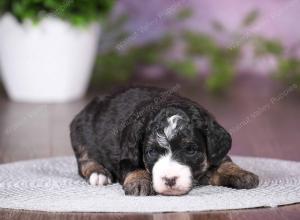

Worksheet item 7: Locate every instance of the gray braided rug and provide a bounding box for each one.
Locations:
[0,156,299,213]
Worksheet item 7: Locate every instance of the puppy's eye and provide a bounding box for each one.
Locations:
[147,149,159,159]
[185,145,197,156]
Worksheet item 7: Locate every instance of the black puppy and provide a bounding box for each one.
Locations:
[70,86,259,196]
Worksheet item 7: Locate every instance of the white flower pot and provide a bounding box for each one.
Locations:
[0,14,100,103]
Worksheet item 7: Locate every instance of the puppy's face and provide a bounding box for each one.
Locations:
[143,113,208,196]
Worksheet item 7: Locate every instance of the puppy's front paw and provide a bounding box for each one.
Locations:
[123,170,154,196]
[227,170,259,189]
[88,172,112,186]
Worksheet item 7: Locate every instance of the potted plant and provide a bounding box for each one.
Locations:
[0,0,115,102]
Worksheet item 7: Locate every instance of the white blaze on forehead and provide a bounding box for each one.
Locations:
[164,115,183,140]
[156,114,184,149]
[152,153,192,195]
[156,133,170,149]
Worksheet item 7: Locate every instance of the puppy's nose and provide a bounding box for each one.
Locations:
[164,177,178,187]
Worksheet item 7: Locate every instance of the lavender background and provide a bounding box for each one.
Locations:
[112,0,300,75]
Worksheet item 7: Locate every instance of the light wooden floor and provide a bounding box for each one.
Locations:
[0,75,299,220]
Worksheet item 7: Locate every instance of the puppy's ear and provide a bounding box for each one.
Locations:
[205,119,231,166]
[120,119,145,165]
[195,112,231,166]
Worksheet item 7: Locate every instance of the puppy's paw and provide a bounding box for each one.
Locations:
[88,172,112,186]
[123,170,154,196]
[123,178,154,196]
[227,170,259,189]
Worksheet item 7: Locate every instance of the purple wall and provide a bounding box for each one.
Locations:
[114,0,300,75]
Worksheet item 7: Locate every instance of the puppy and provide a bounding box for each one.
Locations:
[70,86,259,196]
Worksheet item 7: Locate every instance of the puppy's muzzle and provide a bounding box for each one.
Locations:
[152,154,193,196]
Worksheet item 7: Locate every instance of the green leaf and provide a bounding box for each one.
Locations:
[167,60,198,77]
[176,8,193,21]
[92,35,174,86]
[1,0,116,26]
[205,57,234,93]
[242,10,259,27]
[92,51,135,86]
[279,59,300,73]
[183,31,218,56]
[276,58,300,86]
[254,38,283,56]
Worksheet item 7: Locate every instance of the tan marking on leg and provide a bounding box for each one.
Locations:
[210,173,221,185]
[123,170,154,196]
[209,161,259,189]
[74,145,107,178]
[124,170,151,185]
[79,151,89,163]
[209,162,240,185]
[80,161,106,178]
[74,145,86,157]
[217,162,241,174]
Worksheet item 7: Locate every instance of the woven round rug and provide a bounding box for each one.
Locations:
[0,156,299,213]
